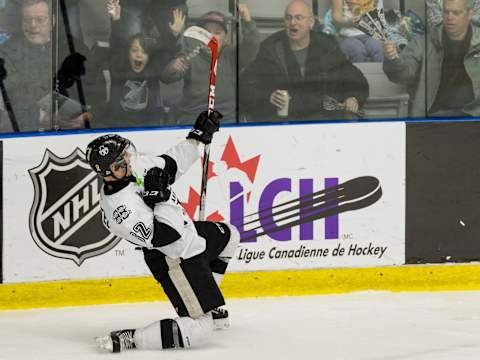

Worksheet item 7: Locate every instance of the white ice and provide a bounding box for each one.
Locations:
[1,291,480,360]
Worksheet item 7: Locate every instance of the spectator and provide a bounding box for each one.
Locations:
[427,0,480,28]
[0,0,96,132]
[100,33,171,128]
[240,0,369,122]
[332,0,384,62]
[105,0,144,41]
[383,0,480,118]
[109,0,186,54]
[148,0,188,52]
[160,4,260,124]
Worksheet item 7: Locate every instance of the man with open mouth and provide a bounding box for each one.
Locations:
[240,0,369,122]
[383,0,480,119]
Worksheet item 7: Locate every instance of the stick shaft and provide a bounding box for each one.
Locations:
[58,0,90,128]
[0,80,19,132]
[199,37,218,221]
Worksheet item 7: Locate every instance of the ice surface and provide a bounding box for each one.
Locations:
[1,291,480,359]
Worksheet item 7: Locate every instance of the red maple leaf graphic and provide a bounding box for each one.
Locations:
[182,137,259,221]
[220,136,261,183]
[207,211,225,222]
[181,187,225,221]
[181,187,200,220]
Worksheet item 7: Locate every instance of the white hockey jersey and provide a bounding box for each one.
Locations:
[99,139,206,259]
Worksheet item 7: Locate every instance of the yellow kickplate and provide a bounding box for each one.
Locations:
[1,264,480,310]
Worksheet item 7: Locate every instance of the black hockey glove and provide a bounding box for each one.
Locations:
[186,110,222,144]
[143,167,171,208]
[57,52,86,91]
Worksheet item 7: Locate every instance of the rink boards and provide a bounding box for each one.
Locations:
[1,120,480,309]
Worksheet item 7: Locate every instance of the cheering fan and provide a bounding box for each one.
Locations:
[355,7,388,41]
[350,1,399,59]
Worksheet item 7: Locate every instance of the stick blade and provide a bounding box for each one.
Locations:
[184,26,214,45]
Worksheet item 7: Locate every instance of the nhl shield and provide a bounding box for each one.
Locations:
[29,148,120,266]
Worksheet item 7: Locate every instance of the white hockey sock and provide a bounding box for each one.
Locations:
[134,321,163,350]
[134,319,184,350]
[133,314,214,350]
[175,313,214,348]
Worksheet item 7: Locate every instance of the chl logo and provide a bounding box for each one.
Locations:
[29,148,120,266]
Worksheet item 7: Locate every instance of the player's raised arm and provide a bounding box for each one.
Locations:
[160,110,222,183]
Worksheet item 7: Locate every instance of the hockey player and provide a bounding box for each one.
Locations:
[85,110,240,353]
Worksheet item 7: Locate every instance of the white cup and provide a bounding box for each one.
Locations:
[277,90,291,117]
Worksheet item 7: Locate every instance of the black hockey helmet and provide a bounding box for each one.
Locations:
[85,134,133,177]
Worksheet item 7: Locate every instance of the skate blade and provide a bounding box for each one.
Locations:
[95,335,113,352]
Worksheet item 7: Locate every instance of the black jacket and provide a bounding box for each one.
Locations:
[0,32,99,131]
[241,30,369,121]
[102,56,167,128]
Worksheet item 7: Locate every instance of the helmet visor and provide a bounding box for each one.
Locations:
[110,143,137,174]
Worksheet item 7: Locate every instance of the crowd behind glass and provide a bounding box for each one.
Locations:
[0,0,479,133]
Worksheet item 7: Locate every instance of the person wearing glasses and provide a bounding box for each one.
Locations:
[427,0,480,28]
[0,0,97,132]
[384,0,480,118]
[240,0,369,122]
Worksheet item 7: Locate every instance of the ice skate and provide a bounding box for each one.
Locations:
[212,308,229,330]
[95,329,136,353]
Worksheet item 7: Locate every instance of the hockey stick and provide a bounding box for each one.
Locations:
[57,0,90,128]
[0,57,20,132]
[183,26,219,221]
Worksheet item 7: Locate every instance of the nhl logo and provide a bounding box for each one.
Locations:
[29,148,120,266]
